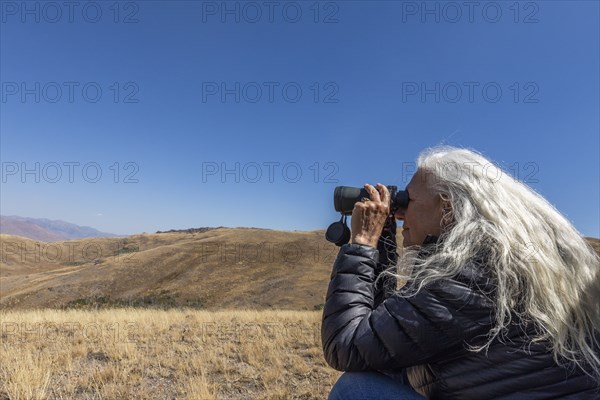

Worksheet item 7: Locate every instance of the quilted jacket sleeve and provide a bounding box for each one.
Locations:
[373,215,399,308]
[321,243,496,372]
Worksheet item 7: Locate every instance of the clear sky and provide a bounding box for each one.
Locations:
[1,0,598,237]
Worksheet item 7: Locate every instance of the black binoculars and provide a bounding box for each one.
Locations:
[326,185,409,246]
[333,185,409,215]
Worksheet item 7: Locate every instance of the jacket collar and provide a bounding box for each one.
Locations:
[422,234,440,246]
[418,234,441,258]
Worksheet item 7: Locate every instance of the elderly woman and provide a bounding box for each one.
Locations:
[321,147,600,399]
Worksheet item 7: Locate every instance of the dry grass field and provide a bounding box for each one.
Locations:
[0,308,341,400]
[0,228,375,399]
[2,230,598,399]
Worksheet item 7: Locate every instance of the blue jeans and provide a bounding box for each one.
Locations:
[328,371,426,400]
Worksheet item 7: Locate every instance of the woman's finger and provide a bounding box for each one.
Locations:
[364,184,381,203]
[376,183,390,205]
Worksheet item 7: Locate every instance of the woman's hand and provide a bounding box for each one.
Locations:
[351,183,391,248]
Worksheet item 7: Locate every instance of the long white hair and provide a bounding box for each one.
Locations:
[389,146,600,380]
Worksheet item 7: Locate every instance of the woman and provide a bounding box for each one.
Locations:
[321,147,600,399]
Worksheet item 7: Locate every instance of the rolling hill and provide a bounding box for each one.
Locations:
[0,228,345,310]
[1,229,598,310]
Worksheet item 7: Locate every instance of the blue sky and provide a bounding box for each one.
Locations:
[1,0,599,237]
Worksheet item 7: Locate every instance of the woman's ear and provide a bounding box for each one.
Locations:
[439,194,453,228]
[442,202,451,213]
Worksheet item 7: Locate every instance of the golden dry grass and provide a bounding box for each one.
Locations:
[0,308,341,400]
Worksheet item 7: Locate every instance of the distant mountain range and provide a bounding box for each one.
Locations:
[0,215,119,242]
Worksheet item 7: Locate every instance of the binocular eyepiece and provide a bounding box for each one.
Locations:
[326,185,409,246]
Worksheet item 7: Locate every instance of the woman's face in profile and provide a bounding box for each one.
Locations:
[395,170,444,248]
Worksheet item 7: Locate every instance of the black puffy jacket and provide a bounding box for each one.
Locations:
[321,234,600,399]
